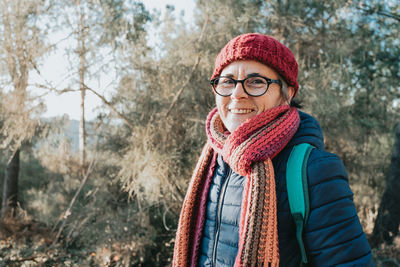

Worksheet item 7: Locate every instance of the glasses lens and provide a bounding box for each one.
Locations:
[214,77,235,96]
[244,77,269,96]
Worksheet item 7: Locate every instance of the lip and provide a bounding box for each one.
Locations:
[228,108,255,114]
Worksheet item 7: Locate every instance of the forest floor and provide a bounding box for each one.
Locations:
[0,216,399,266]
[0,216,130,267]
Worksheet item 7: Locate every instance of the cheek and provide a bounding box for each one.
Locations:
[254,97,270,114]
[216,96,229,115]
[255,93,282,113]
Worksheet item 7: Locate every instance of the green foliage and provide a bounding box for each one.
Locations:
[95,0,152,47]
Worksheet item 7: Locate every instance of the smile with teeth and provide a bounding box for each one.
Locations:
[229,108,254,114]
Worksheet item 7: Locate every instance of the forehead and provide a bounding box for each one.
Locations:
[220,60,279,78]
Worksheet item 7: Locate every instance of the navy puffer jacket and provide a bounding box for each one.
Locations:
[199,111,373,266]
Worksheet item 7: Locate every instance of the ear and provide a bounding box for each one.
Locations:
[287,86,295,102]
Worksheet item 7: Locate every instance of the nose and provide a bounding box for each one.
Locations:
[231,81,247,99]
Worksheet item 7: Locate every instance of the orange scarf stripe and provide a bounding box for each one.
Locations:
[173,143,214,267]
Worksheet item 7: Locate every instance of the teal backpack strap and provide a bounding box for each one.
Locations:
[286,143,315,265]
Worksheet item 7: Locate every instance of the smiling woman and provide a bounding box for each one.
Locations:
[173,33,374,267]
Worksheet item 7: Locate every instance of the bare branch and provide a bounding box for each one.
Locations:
[84,85,135,130]
[164,56,201,117]
[30,82,135,129]
[51,159,95,246]
[357,4,400,22]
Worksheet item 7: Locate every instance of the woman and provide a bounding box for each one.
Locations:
[173,33,373,266]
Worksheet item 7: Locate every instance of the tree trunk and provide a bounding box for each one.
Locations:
[1,149,20,218]
[79,70,86,166]
[78,2,87,167]
[371,122,400,247]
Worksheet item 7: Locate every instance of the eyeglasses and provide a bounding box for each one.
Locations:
[210,75,282,97]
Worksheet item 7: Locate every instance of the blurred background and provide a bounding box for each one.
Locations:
[0,0,399,265]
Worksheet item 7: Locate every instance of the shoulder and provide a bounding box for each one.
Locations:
[307,148,349,186]
[288,111,325,150]
[306,148,355,210]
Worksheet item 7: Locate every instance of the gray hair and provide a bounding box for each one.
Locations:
[278,75,302,108]
[278,75,291,104]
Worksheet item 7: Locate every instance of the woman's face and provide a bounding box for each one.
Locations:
[215,60,291,132]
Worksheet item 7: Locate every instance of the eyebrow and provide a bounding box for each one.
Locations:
[222,73,262,78]
[247,73,262,78]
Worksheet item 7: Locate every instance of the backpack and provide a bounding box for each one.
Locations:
[286,143,315,265]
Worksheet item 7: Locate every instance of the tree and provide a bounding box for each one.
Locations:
[77,0,88,167]
[53,0,150,168]
[372,123,400,246]
[0,0,48,217]
[58,0,95,168]
[1,150,19,217]
[355,0,400,247]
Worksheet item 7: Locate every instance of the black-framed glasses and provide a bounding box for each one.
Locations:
[210,75,282,97]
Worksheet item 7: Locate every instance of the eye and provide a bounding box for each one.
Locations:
[219,77,234,84]
[248,77,267,85]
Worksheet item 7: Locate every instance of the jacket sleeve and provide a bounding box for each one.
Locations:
[304,149,374,266]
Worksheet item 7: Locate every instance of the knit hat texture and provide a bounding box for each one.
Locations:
[211,33,299,96]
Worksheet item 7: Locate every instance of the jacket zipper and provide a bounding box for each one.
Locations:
[211,168,232,267]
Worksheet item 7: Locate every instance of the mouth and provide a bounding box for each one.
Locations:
[228,108,255,114]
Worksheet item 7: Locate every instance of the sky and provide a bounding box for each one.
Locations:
[35,0,195,121]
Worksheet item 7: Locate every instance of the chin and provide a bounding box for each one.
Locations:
[225,121,245,132]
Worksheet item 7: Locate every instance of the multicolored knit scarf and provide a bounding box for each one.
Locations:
[173,105,300,267]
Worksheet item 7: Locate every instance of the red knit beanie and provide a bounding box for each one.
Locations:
[211,33,299,96]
